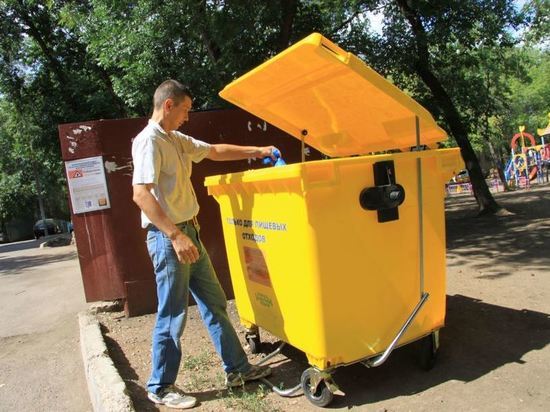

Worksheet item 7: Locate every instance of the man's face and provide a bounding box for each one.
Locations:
[165,95,192,131]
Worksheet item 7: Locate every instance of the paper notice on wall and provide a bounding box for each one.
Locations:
[65,156,111,214]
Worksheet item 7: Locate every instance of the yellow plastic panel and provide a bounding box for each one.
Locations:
[205,148,460,370]
[219,33,447,156]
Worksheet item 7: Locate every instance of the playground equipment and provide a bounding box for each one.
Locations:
[504,122,550,188]
[538,113,550,181]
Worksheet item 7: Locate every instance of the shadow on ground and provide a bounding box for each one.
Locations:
[102,185,550,410]
[102,328,161,412]
[445,186,550,274]
[0,239,41,253]
[102,271,550,410]
[218,294,549,409]
[0,251,77,276]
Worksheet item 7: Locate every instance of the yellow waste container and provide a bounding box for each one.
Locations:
[205,33,462,407]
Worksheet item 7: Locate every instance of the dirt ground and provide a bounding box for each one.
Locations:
[98,183,550,411]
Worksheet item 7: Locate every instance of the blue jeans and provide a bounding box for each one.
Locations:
[146,221,250,394]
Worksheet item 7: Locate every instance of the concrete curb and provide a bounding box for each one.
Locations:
[79,302,135,412]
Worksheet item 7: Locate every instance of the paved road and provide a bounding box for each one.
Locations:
[0,238,91,411]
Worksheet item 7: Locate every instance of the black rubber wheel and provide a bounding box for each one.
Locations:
[300,369,334,407]
[419,333,438,370]
[246,335,262,354]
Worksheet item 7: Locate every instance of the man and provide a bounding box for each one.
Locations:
[132,79,274,409]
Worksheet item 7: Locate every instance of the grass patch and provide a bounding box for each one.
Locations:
[182,349,213,371]
[182,349,218,391]
[220,385,279,412]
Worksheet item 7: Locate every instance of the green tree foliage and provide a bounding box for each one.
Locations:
[59,0,372,112]
[0,0,548,223]
[0,101,36,223]
[478,0,550,173]
[499,0,550,139]
[523,0,549,45]
[350,0,525,213]
[0,0,126,223]
[497,47,550,140]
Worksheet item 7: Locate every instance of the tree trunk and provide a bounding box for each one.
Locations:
[12,1,85,111]
[11,1,127,117]
[34,164,49,237]
[93,64,128,118]
[486,138,509,191]
[195,0,222,64]
[417,65,501,214]
[192,0,224,92]
[277,0,298,51]
[14,3,67,86]
[396,0,502,215]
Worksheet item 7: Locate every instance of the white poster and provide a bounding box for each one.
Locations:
[65,156,111,214]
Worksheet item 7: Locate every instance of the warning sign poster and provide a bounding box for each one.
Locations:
[65,156,111,214]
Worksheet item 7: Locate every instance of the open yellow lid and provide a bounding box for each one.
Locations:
[220,33,447,157]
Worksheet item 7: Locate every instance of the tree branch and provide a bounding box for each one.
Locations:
[195,0,222,64]
[277,0,297,51]
[14,0,67,85]
[395,0,501,214]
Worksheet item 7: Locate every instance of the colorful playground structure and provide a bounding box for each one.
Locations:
[447,113,550,196]
[504,121,550,188]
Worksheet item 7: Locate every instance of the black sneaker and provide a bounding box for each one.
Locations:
[147,385,197,409]
[225,364,272,387]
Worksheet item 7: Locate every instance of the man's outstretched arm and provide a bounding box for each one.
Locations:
[206,144,277,161]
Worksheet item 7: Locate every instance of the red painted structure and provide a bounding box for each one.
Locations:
[58,108,322,316]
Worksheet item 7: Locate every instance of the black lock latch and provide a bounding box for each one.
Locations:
[359,160,405,223]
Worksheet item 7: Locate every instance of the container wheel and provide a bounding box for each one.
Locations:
[300,368,334,407]
[419,331,439,370]
[246,335,262,354]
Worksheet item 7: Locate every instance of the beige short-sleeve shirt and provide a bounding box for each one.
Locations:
[132,120,211,228]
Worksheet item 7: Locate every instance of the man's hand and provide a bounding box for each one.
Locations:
[133,184,200,264]
[170,231,200,264]
[258,146,278,161]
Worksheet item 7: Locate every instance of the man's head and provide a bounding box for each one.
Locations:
[153,79,192,110]
[152,80,193,131]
